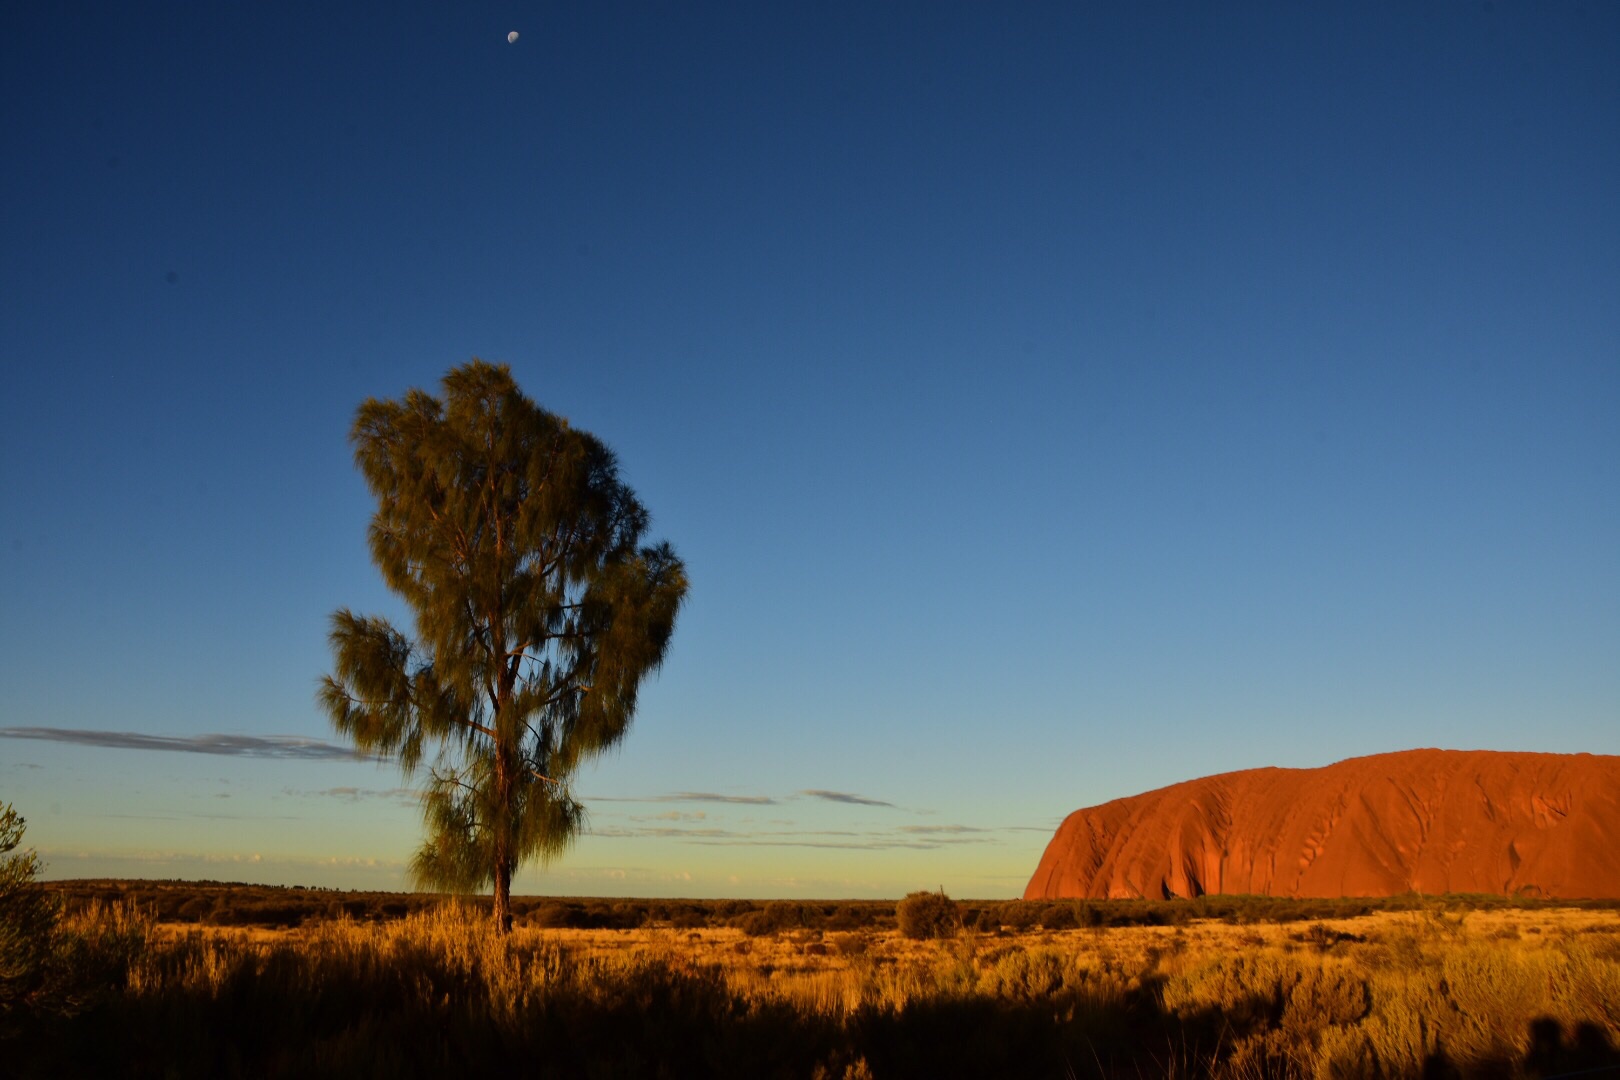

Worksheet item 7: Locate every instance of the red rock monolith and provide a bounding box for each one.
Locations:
[1024,749,1620,900]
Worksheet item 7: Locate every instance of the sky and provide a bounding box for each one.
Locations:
[2,2,1616,900]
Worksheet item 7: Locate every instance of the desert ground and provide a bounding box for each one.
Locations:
[8,883,1620,1078]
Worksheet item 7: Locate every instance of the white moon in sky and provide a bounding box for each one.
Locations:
[507,31,519,43]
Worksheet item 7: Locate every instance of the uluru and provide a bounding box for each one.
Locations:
[1025,749,1620,901]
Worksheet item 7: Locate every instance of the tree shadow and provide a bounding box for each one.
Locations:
[1523,1016,1620,1078]
[1418,1018,1620,1080]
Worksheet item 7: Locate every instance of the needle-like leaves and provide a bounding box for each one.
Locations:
[320,362,687,930]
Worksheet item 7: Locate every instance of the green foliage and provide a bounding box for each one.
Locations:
[897,889,960,940]
[0,803,60,1019]
[319,362,688,927]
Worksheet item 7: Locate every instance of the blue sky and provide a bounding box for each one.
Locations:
[2,2,1616,898]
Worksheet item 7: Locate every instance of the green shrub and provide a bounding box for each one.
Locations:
[897,890,960,940]
[1,803,61,1019]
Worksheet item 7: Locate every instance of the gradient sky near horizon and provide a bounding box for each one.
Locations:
[2,2,1616,899]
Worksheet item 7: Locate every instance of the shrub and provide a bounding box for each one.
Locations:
[833,933,869,957]
[735,901,816,937]
[534,902,585,929]
[1000,901,1041,932]
[736,912,775,937]
[826,904,867,931]
[764,900,810,931]
[1040,904,1078,931]
[174,896,213,923]
[215,900,308,928]
[713,899,754,919]
[1,803,61,1018]
[969,908,1000,933]
[986,948,1067,999]
[897,890,960,940]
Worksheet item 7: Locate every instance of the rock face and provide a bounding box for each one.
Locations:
[1025,750,1620,900]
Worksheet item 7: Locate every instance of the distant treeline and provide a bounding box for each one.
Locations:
[44,880,1620,933]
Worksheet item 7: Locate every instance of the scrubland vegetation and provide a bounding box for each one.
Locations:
[7,879,1620,1078]
[43,878,1620,935]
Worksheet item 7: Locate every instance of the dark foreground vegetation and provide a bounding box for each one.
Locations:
[6,880,1620,1078]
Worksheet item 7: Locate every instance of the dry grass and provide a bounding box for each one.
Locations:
[9,900,1620,1078]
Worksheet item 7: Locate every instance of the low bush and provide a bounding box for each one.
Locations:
[1040,903,1077,930]
[897,890,960,940]
[1,804,61,1020]
[532,902,586,929]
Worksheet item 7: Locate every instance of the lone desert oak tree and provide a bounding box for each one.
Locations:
[320,362,687,932]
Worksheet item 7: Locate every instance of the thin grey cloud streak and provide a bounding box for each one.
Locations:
[658,792,779,805]
[589,792,778,806]
[0,727,371,762]
[590,790,905,808]
[289,786,418,805]
[800,789,896,808]
[589,823,999,851]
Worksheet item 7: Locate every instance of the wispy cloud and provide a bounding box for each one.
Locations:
[689,838,941,851]
[685,835,961,851]
[897,824,990,835]
[590,825,742,841]
[291,786,418,805]
[95,810,304,822]
[800,789,896,808]
[589,792,778,806]
[660,791,778,805]
[589,822,994,851]
[590,789,902,808]
[41,848,402,870]
[0,727,370,762]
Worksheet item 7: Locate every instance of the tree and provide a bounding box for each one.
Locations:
[1,803,60,1017]
[320,361,688,933]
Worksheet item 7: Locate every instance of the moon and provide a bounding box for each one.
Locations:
[507,31,519,44]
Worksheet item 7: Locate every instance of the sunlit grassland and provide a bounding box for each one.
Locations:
[12,901,1620,1078]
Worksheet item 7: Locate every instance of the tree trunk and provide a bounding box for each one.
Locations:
[494,854,513,935]
[493,743,515,936]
